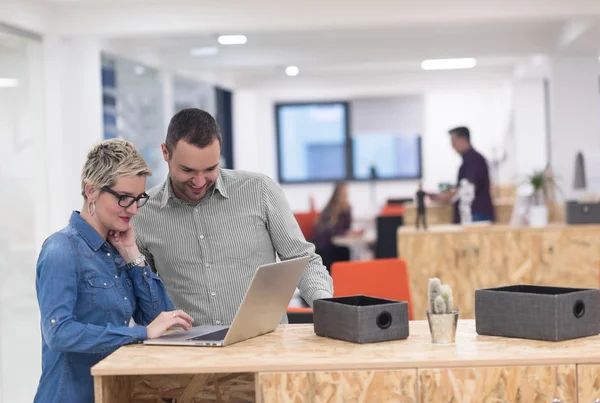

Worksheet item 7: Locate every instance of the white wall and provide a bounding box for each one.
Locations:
[513,79,548,179]
[42,37,104,233]
[233,78,513,217]
[550,56,600,199]
[0,35,45,403]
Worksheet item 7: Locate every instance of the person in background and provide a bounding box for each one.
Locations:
[34,139,193,403]
[311,181,357,272]
[438,126,495,223]
[415,182,431,230]
[132,108,333,327]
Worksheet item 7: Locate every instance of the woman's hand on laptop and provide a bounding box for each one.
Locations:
[146,310,194,339]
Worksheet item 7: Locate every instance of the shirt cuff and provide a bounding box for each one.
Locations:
[306,290,333,307]
[127,264,153,283]
[130,324,148,341]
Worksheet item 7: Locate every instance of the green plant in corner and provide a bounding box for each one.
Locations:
[523,164,560,206]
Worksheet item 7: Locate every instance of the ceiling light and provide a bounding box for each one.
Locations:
[218,35,247,45]
[285,66,299,76]
[421,58,477,70]
[134,66,146,75]
[190,46,219,57]
[0,78,19,87]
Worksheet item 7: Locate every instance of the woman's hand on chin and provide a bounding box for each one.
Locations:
[108,223,141,262]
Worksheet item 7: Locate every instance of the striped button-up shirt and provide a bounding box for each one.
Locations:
[132,169,333,326]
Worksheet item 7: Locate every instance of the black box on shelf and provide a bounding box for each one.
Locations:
[566,201,600,224]
[475,285,600,342]
[313,295,409,344]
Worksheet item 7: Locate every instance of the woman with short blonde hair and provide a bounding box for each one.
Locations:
[34,138,193,403]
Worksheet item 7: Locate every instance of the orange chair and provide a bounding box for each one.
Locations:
[331,258,414,320]
[380,204,405,216]
[294,211,319,240]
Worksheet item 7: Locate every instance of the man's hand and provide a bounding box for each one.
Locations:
[436,190,457,202]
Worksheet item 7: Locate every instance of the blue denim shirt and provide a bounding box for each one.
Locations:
[34,211,175,403]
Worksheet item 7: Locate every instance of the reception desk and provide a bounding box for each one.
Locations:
[398,224,600,320]
[92,320,600,402]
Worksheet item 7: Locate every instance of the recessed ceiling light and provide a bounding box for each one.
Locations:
[0,78,19,87]
[134,66,146,75]
[421,58,477,70]
[190,46,219,57]
[218,35,247,45]
[285,66,299,76]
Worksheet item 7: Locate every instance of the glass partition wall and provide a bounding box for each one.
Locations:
[0,26,44,403]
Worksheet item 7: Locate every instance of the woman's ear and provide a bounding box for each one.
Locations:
[84,183,98,201]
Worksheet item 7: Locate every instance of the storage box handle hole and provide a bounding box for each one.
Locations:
[573,300,585,318]
[376,311,392,330]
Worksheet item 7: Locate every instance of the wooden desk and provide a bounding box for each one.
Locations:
[398,224,600,320]
[331,233,375,260]
[93,320,600,402]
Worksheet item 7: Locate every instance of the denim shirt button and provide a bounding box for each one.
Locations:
[50,319,56,325]
[107,252,111,257]
[124,320,128,325]
[123,297,127,301]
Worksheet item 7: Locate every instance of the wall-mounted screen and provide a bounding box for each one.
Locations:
[275,102,349,183]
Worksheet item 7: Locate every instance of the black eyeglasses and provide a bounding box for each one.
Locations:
[101,187,149,208]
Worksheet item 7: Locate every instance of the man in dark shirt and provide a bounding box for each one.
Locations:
[441,126,495,223]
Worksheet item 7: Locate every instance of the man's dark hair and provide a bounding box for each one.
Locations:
[165,108,222,154]
[449,126,470,142]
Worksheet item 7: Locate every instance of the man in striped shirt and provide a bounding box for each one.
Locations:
[132,108,333,326]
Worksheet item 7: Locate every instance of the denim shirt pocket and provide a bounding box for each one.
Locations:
[85,276,120,312]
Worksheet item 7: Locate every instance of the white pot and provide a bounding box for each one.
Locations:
[529,205,548,227]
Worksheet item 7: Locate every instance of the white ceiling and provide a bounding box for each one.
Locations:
[101,18,578,87]
[8,0,600,87]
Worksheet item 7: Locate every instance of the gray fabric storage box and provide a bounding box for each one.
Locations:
[566,201,600,224]
[475,285,600,341]
[313,295,409,344]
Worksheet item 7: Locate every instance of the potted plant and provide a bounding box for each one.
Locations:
[524,165,559,227]
[426,278,459,344]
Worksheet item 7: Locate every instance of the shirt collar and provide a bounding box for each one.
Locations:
[214,171,229,199]
[160,178,174,208]
[69,211,106,251]
[462,147,476,161]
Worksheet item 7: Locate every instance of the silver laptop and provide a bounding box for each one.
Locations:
[143,256,309,347]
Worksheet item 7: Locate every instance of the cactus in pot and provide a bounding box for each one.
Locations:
[428,278,454,314]
[427,278,458,343]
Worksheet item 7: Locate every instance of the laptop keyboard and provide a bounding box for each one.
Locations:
[188,328,230,341]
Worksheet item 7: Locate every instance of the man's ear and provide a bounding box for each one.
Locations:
[161,143,170,163]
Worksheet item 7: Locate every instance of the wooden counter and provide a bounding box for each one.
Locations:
[398,224,600,320]
[93,320,600,402]
[403,201,514,225]
[402,200,564,226]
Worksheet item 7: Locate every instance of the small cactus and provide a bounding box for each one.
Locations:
[428,278,454,314]
[434,295,446,314]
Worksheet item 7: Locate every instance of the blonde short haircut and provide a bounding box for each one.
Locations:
[81,138,152,198]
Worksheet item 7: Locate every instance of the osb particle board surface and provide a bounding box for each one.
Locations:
[398,224,600,320]
[92,320,600,377]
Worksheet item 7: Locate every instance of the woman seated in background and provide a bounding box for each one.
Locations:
[34,139,193,403]
[311,181,358,272]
